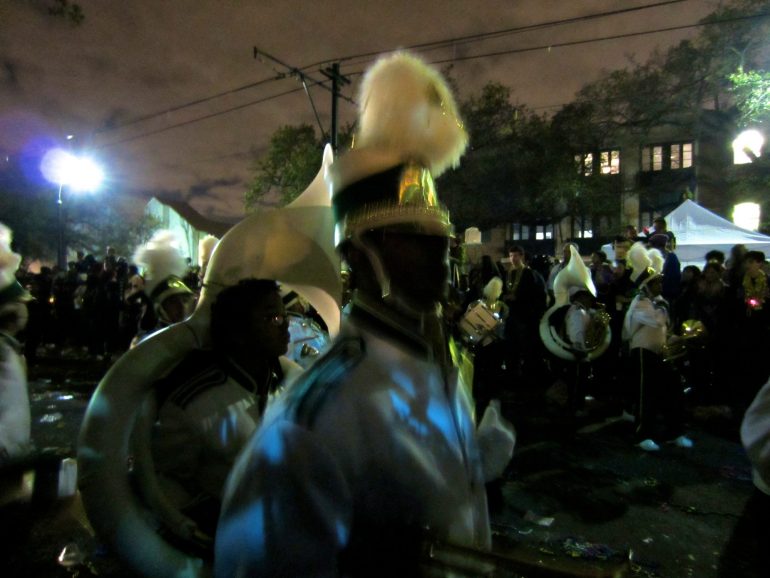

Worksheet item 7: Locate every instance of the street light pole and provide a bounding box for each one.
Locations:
[41,148,105,269]
[57,182,65,269]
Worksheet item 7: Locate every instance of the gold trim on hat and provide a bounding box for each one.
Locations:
[342,162,451,237]
[398,163,440,208]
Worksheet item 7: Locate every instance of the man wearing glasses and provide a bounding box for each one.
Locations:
[150,278,302,543]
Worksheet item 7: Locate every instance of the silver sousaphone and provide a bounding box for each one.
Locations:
[77,146,341,578]
[539,245,611,362]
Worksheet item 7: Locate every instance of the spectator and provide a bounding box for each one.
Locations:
[502,245,547,387]
[649,233,682,304]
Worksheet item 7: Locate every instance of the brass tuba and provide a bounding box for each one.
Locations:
[539,246,612,362]
[77,146,341,578]
[661,319,707,363]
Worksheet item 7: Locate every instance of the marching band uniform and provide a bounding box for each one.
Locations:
[0,330,30,462]
[0,223,32,463]
[547,245,606,413]
[132,231,195,343]
[216,52,510,578]
[623,242,690,451]
[738,378,770,571]
[151,350,301,536]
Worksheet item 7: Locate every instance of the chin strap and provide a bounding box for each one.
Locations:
[349,230,446,324]
[350,230,390,300]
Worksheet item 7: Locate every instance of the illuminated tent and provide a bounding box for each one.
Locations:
[603,199,770,267]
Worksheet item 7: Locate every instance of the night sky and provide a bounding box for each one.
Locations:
[0,0,715,223]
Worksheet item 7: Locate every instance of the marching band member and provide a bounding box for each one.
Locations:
[150,279,302,542]
[623,242,692,451]
[0,223,33,463]
[78,144,341,577]
[215,52,513,578]
[132,230,196,342]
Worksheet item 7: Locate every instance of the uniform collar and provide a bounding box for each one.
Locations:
[348,293,444,362]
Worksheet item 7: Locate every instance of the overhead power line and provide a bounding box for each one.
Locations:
[96,84,313,149]
[94,74,284,135]
[97,7,769,149]
[301,0,692,70]
[94,0,692,139]
[338,11,770,80]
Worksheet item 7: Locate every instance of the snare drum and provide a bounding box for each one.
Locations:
[459,302,501,347]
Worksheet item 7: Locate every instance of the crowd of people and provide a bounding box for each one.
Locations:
[12,245,204,363]
[456,221,770,451]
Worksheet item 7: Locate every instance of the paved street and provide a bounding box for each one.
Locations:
[2,353,761,578]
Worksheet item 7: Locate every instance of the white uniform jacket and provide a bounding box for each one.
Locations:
[741,379,770,495]
[215,301,491,577]
[565,303,592,352]
[0,332,31,463]
[622,293,669,354]
[151,351,302,511]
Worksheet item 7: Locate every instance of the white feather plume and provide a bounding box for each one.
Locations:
[0,222,22,292]
[198,235,218,269]
[356,52,468,178]
[628,241,652,284]
[133,230,186,291]
[648,248,664,274]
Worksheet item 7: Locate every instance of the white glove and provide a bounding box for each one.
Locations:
[476,400,516,482]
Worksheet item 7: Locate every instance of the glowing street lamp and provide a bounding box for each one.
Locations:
[732,129,764,165]
[733,202,761,231]
[40,148,105,268]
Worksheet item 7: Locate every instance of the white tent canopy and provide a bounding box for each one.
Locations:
[602,199,770,267]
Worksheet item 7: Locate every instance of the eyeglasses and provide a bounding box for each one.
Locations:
[262,314,287,326]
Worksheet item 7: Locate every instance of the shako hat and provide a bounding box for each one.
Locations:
[133,230,193,307]
[628,241,663,289]
[329,52,468,244]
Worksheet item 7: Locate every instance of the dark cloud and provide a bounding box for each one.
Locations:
[186,177,242,200]
[1,0,719,221]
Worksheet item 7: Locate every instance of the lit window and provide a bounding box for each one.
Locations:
[670,146,681,169]
[583,153,593,176]
[600,150,620,174]
[653,146,663,171]
[535,225,553,240]
[682,142,693,168]
[521,225,530,240]
[512,223,520,241]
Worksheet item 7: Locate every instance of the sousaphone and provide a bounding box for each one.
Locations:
[539,245,611,362]
[77,146,341,578]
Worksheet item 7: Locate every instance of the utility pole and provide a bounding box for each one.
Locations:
[254,48,352,151]
[321,63,350,152]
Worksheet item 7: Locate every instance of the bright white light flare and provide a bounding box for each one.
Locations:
[733,202,761,231]
[732,130,764,165]
[41,149,104,192]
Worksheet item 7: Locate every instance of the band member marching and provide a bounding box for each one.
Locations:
[623,242,693,451]
[215,51,515,578]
